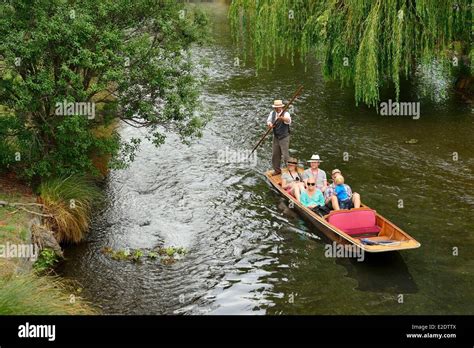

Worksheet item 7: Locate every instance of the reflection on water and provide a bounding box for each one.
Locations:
[59,1,474,315]
[339,253,418,294]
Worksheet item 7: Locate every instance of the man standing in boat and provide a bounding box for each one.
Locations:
[266,99,291,175]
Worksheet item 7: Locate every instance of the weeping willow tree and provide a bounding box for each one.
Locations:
[229,0,472,106]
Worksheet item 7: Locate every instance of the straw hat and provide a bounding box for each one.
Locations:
[272,100,285,108]
[287,157,298,165]
[307,154,323,163]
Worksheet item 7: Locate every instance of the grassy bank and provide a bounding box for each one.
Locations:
[0,92,112,314]
[0,273,95,315]
[0,176,96,314]
[0,177,36,277]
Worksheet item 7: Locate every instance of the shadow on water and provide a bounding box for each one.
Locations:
[336,253,418,294]
[274,195,418,295]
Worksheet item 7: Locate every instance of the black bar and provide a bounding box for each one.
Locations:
[0,315,472,346]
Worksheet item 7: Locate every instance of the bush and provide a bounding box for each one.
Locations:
[38,176,103,243]
[33,249,60,274]
[0,113,22,171]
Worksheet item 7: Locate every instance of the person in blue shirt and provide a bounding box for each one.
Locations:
[334,175,352,210]
[299,177,325,208]
[324,169,361,211]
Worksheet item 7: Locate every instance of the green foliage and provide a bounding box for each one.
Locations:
[0,112,26,171]
[33,248,59,273]
[147,251,158,259]
[0,273,95,314]
[130,249,143,262]
[160,246,187,257]
[230,0,472,106]
[0,0,210,180]
[105,248,131,261]
[102,246,187,265]
[38,175,103,243]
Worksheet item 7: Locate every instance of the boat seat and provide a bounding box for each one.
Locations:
[327,208,381,236]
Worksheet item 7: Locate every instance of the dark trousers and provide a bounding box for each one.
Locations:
[272,135,290,172]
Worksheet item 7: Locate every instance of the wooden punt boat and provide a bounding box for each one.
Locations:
[265,169,421,253]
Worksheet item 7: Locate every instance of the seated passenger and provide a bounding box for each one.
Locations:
[281,157,305,201]
[324,169,361,211]
[334,175,352,210]
[299,177,325,209]
[302,154,327,192]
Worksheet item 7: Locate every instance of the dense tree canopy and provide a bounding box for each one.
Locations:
[0,0,209,181]
[229,0,472,106]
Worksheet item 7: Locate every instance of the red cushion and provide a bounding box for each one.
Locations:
[327,209,380,236]
[344,226,381,236]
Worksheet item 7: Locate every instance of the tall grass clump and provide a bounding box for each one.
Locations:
[38,176,103,244]
[0,273,96,315]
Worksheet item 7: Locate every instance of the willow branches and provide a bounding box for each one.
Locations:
[230,0,472,106]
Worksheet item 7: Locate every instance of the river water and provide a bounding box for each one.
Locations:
[59,1,474,315]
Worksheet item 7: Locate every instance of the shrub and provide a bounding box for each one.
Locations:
[38,176,103,243]
[33,249,60,274]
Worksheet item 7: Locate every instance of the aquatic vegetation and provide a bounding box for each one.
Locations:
[158,246,187,257]
[102,246,187,265]
[130,249,143,262]
[101,246,113,254]
[38,176,103,244]
[109,249,130,261]
[147,252,158,259]
[161,257,176,266]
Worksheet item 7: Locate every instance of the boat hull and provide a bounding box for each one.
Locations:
[265,170,421,253]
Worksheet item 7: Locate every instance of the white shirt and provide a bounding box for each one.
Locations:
[267,111,291,125]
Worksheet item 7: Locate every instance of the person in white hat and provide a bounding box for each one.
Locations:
[266,99,291,175]
[302,154,327,192]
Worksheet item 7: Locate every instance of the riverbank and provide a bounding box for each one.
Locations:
[0,174,35,277]
[0,85,115,314]
[0,173,96,314]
